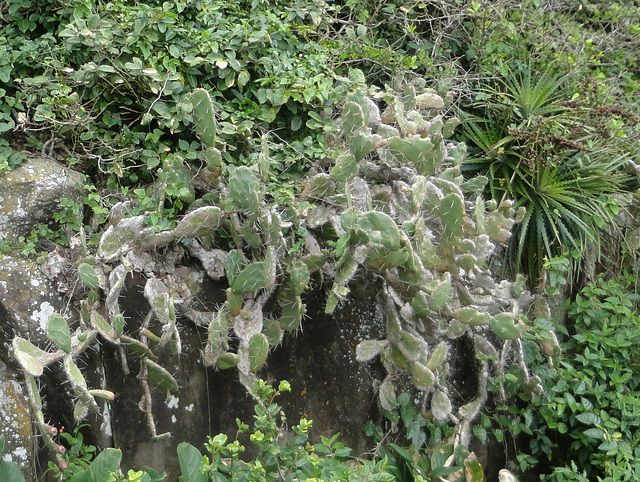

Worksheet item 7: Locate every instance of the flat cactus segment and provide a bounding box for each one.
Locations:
[263,318,284,346]
[231,262,268,294]
[426,341,448,370]
[412,362,435,391]
[203,146,222,171]
[387,137,439,175]
[63,356,87,390]
[490,313,527,340]
[144,358,178,392]
[439,193,464,239]
[363,248,410,270]
[427,274,452,311]
[398,331,426,362]
[224,249,244,285]
[216,352,241,370]
[349,133,377,162]
[47,313,72,354]
[287,259,310,296]
[248,333,269,372]
[356,211,402,251]
[442,117,460,138]
[431,389,452,420]
[280,289,305,331]
[12,337,47,376]
[330,154,358,182]
[191,88,217,147]
[453,308,491,326]
[334,249,359,286]
[173,206,223,239]
[88,389,115,401]
[341,101,366,138]
[461,175,488,193]
[415,93,445,110]
[120,336,153,358]
[356,339,388,362]
[78,262,100,290]
[301,173,336,199]
[228,166,261,213]
[208,312,229,346]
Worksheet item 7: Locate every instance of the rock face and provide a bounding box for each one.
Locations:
[0,360,33,480]
[0,156,84,241]
[0,157,84,478]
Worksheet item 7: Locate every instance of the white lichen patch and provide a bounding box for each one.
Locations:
[166,394,179,409]
[184,403,194,412]
[171,415,177,423]
[32,301,55,331]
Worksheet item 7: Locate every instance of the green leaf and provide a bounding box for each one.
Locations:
[177,443,208,482]
[575,412,601,425]
[0,460,26,482]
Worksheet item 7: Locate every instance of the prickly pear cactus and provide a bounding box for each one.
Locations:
[13,83,540,472]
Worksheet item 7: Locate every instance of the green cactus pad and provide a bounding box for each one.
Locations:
[452,308,491,326]
[334,249,359,286]
[355,339,388,362]
[427,274,452,312]
[263,318,284,346]
[438,193,464,239]
[216,352,241,370]
[47,313,72,354]
[78,262,100,290]
[173,206,223,239]
[301,173,336,200]
[87,389,115,401]
[204,146,222,172]
[357,211,402,251]
[412,362,435,391]
[341,101,366,139]
[229,166,261,214]
[398,331,425,362]
[280,289,305,331]
[120,335,153,358]
[490,313,527,340]
[363,248,409,270]
[144,358,178,392]
[224,249,245,285]
[231,262,268,294]
[431,389,452,420]
[248,333,269,372]
[442,117,460,138]
[12,337,47,376]
[191,88,217,148]
[426,341,448,370]
[63,356,88,390]
[287,259,310,296]
[350,133,377,162]
[330,153,358,181]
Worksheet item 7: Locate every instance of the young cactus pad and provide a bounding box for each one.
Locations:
[191,88,217,148]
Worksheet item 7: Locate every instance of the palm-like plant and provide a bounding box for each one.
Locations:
[462,66,632,286]
[504,152,625,284]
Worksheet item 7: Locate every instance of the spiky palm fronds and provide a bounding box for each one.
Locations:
[503,152,627,284]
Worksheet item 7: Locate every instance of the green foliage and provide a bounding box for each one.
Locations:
[492,274,640,479]
[0,435,26,482]
[462,66,634,285]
